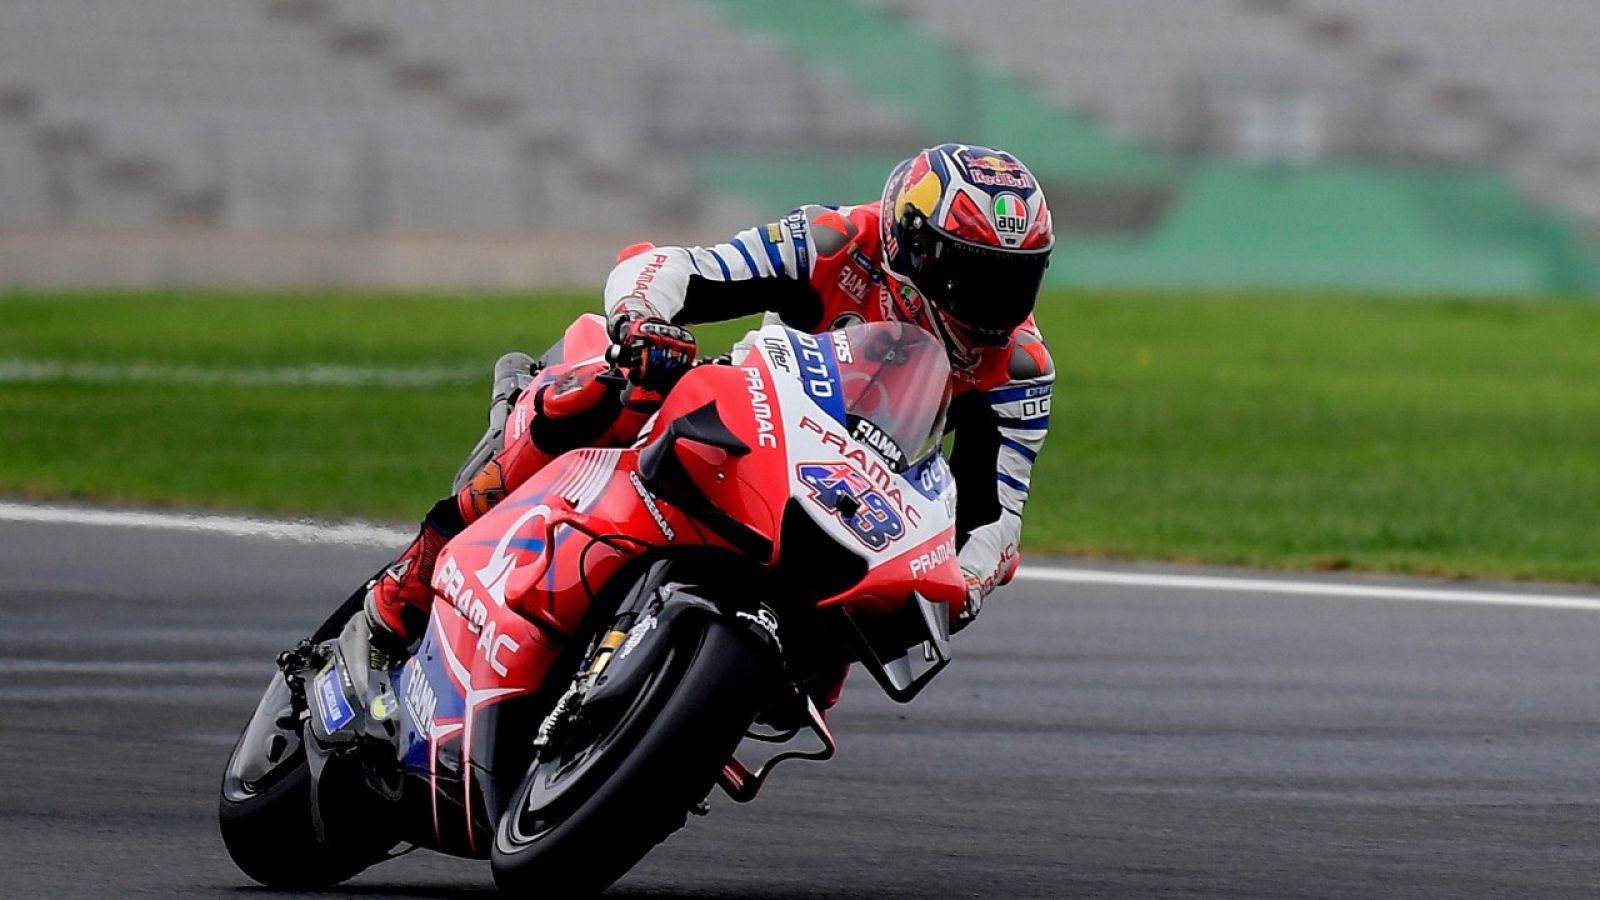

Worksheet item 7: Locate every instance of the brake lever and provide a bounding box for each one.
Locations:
[599,345,634,388]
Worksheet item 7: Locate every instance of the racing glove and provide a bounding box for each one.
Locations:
[607,311,697,393]
[956,519,1021,628]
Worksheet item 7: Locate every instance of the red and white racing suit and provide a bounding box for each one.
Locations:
[605,202,1054,615]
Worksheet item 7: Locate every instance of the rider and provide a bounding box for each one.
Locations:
[360,142,1055,657]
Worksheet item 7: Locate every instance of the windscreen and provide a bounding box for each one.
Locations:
[832,321,952,471]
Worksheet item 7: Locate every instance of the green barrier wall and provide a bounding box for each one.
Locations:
[697,0,1170,186]
[693,0,1600,297]
[1058,166,1600,296]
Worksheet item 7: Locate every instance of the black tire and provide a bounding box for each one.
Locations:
[218,677,390,888]
[492,617,775,896]
[219,758,382,889]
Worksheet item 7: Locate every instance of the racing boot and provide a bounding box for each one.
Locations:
[361,351,540,653]
[361,496,465,653]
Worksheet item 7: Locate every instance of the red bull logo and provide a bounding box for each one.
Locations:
[965,153,1034,190]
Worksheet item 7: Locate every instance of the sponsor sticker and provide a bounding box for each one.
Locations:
[993,193,1029,246]
[830,330,854,364]
[742,366,779,449]
[369,692,397,721]
[848,248,883,280]
[314,662,355,733]
[629,470,676,541]
[511,402,527,442]
[965,153,1035,190]
[762,336,794,374]
[786,332,845,424]
[403,664,438,735]
[735,606,782,652]
[850,416,905,469]
[905,452,952,502]
[896,282,922,316]
[783,210,811,279]
[622,252,671,303]
[908,536,957,578]
[616,613,658,661]
[433,553,524,677]
[838,266,870,302]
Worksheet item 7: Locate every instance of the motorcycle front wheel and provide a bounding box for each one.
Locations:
[492,616,774,896]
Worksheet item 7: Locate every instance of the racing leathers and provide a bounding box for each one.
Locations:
[604,201,1054,620]
[362,202,1052,649]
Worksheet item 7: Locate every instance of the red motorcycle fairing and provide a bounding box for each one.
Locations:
[632,320,968,621]
[818,527,965,618]
[395,317,966,856]
[552,312,613,366]
[410,439,742,854]
[635,359,790,559]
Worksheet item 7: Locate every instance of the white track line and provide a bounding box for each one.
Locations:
[0,626,292,646]
[0,686,263,703]
[0,358,479,389]
[1,502,1596,611]
[0,659,269,677]
[1014,567,1600,612]
[0,502,411,547]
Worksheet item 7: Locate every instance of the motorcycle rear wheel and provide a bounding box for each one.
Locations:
[218,680,390,889]
[220,592,404,888]
[492,617,774,896]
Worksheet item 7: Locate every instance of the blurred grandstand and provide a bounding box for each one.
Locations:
[0,0,1596,293]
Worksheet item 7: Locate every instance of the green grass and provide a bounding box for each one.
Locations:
[2,290,1597,582]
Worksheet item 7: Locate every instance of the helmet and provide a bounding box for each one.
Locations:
[880,144,1053,346]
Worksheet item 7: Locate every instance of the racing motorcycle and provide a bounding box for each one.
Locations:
[218,314,968,895]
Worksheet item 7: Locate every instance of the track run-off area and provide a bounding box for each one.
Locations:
[1,502,1597,898]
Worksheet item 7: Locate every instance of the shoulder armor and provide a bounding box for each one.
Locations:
[791,204,860,260]
[1008,328,1054,381]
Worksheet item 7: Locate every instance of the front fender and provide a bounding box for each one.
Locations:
[582,580,782,716]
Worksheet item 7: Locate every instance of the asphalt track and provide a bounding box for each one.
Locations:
[2,512,1598,898]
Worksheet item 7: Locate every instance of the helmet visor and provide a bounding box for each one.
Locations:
[917,235,1050,343]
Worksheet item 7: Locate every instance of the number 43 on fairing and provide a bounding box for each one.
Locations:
[796,462,905,551]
